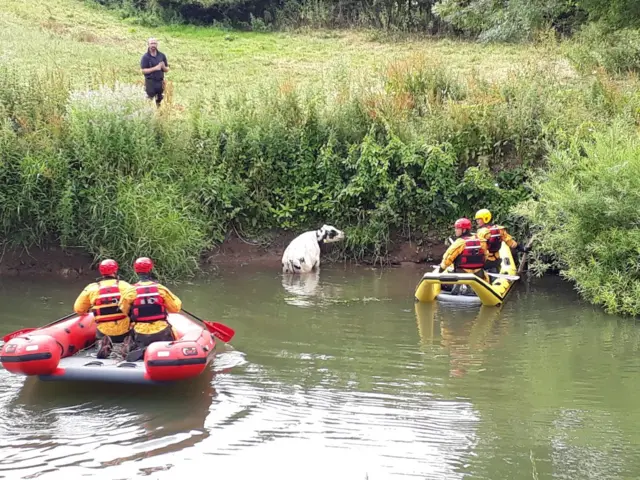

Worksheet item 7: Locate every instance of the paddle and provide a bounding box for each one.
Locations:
[124,310,235,362]
[487,272,520,281]
[181,309,235,343]
[2,312,77,343]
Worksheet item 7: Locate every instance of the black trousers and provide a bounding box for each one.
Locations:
[484,258,501,274]
[145,79,164,105]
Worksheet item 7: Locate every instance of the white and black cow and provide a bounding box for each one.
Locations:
[281,225,345,274]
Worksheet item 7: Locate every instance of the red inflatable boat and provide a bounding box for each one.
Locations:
[0,313,216,384]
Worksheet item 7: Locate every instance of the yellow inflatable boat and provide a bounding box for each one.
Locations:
[414,242,518,307]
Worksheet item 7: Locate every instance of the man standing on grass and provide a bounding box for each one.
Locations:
[140,37,169,106]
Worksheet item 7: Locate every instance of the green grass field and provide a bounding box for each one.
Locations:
[1,0,573,106]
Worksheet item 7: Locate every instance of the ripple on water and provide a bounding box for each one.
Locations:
[0,350,250,479]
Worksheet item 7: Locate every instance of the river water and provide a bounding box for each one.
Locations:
[1,265,640,480]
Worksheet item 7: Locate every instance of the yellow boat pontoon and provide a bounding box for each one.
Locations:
[414,242,518,307]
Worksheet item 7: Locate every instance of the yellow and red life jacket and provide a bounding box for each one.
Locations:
[91,280,127,323]
[486,225,503,253]
[454,236,486,270]
[131,282,167,323]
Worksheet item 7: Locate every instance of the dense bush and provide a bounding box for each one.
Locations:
[514,122,640,316]
[91,0,440,30]
[432,0,579,42]
[566,23,640,74]
[87,0,640,37]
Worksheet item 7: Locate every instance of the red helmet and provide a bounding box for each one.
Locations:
[133,257,154,274]
[98,259,118,276]
[454,218,472,230]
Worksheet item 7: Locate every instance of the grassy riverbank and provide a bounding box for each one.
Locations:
[1,0,570,105]
[2,0,640,316]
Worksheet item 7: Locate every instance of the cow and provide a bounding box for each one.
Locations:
[281,225,345,274]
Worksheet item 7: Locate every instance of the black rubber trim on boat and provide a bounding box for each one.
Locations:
[0,352,53,363]
[117,362,138,368]
[438,275,460,282]
[84,361,104,366]
[147,357,207,367]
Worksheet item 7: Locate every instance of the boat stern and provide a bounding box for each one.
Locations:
[145,328,216,383]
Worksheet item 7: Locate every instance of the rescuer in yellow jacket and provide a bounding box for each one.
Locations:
[437,217,488,282]
[73,259,133,359]
[474,208,528,273]
[118,257,182,350]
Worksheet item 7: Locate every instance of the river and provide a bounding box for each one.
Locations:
[1,265,640,480]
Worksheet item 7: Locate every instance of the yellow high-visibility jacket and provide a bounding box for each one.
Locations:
[477,225,518,261]
[119,281,182,335]
[73,278,132,337]
[440,234,487,272]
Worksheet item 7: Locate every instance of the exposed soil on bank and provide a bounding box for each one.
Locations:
[0,233,448,279]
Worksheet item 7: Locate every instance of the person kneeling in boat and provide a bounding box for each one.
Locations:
[474,208,528,274]
[73,259,133,359]
[119,257,182,352]
[436,218,489,284]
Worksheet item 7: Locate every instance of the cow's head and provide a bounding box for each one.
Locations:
[316,225,345,244]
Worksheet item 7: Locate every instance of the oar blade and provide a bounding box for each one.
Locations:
[204,321,235,343]
[487,273,520,281]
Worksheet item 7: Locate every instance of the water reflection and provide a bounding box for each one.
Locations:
[281,272,320,307]
[415,302,507,378]
[280,271,349,308]
[1,367,216,477]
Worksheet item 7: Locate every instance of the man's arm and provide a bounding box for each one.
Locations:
[477,227,489,242]
[439,239,464,271]
[159,285,182,313]
[161,54,169,72]
[140,56,162,75]
[500,227,518,249]
[73,287,93,315]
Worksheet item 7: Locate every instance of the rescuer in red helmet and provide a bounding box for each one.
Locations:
[118,257,182,355]
[73,259,133,359]
[437,218,488,280]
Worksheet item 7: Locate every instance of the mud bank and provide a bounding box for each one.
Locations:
[0,233,448,279]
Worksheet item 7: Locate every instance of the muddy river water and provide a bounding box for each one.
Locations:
[1,265,640,479]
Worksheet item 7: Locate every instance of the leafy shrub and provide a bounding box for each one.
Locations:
[513,122,640,316]
[567,23,640,74]
[432,0,578,42]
